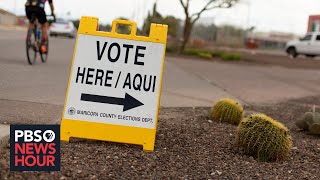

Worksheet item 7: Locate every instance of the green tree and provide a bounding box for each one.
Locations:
[143,3,180,38]
[163,16,179,38]
[142,3,163,35]
[179,0,239,52]
[115,17,132,34]
[99,24,112,32]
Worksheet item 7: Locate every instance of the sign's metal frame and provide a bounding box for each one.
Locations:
[60,16,168,152]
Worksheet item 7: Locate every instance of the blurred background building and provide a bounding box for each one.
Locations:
[246,31,297,49]
[0,8,16,25]
[307,15,320,32]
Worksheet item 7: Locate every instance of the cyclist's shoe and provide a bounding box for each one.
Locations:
[40,39,48,53]
[41,44,47,53]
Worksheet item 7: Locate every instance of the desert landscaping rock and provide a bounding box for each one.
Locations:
[1,96,320,179]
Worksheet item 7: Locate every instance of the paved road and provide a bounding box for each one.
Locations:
[0,29,320,124]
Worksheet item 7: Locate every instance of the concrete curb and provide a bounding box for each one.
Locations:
[0,124,10,148]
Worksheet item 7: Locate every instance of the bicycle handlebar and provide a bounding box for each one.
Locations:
[47,15,56,23]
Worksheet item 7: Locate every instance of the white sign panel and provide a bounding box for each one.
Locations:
[64,34,165,129]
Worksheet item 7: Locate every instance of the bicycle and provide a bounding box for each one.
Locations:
[26,15,55,65]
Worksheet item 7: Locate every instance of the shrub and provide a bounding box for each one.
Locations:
[166,46,175,53]
[181,48,241,61]
[198,52,213,59]
[236,114,292,162]
[211,51,225,58]
[166,43,179,53]
[182,48,203,56]
[182,48,213,59]
[220,53,241,61]
[210,98,244,125]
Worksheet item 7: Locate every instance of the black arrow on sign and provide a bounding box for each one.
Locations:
[80,93,144,112]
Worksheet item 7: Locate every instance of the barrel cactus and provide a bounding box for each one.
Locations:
[210,98,244,125]
[297,112,320,135]
[236,113,292,162]
[309,123,320,135]
[296,112,314,130]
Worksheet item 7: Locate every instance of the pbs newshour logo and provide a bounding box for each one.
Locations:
[10,125,60,171]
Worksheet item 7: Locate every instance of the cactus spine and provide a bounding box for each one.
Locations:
[296,112,320,135]
[210,98,244,125]
[296,112,314,130]
[236,114,292,162]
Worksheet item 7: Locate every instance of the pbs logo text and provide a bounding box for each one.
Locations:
[15,129,55,142]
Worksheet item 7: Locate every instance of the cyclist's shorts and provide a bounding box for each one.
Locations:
[25,6,47,24]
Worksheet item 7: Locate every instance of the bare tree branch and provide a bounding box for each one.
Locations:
[179,0,186,8]
[179,0,191,17]
[190,0,236,23]
[178,0,238,51]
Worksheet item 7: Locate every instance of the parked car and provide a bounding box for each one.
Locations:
[50,19,76,38]
[286,32,320,58]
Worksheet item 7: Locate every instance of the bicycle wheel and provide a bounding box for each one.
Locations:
[40,37,49,63]
[26,28,37,65]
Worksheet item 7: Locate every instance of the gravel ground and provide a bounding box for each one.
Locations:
[1,96,320,179]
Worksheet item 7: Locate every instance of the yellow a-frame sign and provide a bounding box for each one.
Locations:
[60,16,167,152]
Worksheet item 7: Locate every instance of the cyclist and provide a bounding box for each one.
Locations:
[25,0,55,53]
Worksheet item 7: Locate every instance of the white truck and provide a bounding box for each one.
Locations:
[286,32,320,58]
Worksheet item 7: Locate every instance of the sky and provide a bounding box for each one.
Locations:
[1,0,320,35]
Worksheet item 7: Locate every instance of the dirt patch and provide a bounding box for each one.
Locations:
[1,97,320,179]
